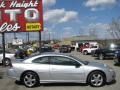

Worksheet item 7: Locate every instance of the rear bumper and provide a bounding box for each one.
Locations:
[7,68,20,81]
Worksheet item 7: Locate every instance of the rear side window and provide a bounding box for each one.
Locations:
[32,56,49,64]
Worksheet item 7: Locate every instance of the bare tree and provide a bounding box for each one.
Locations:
[108,17,120,39]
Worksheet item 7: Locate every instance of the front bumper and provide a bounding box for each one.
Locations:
[106,69,116,83]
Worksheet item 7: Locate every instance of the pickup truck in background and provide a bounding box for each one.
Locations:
[82,45,99,55]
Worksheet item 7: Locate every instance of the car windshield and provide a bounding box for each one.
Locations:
[69,55,89,65]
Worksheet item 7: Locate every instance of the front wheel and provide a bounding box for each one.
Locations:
[22,72,39,88]
[88,71,106,87]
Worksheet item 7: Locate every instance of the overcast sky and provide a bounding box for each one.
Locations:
[0,0,120,43]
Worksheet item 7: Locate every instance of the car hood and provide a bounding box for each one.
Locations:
[86,61,106,68]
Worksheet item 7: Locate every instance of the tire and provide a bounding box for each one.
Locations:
[87,71,106,87]
[3,58,11,66]
[22,72,39,88]
[99,54,104,60]
[91,54,94,57]
[83,51,88,55]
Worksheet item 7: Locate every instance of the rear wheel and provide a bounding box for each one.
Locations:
[99,54,104,60]
[83,51,88,55]
[2,58,11,66]
[22,72,39,88]
[88,71,106,87]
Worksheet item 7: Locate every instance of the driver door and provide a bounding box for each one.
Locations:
[49,56,85,82]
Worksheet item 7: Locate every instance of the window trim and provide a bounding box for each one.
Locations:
[32,56,50,64]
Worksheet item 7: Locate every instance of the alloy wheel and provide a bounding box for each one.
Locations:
[23,72,38,87]
[88,71,105,87]
[90,74,103,86]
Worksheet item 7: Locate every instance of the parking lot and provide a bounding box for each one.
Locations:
[0,51,120,90]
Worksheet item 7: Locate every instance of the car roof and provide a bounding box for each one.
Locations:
[39,52,71,57]
[26,52,69,57]
[23,53,73,63]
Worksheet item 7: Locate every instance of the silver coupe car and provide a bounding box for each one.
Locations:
[7,54,116,87]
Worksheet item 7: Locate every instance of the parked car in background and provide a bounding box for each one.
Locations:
[71,46,75,51]
[59,45,71,53]
[41,46,54,53]
[114,50,120,65]
[15,48,28,59]
[52,44,60,49]
[0,49,15,66]
[91,48,101,57]
[7,54,116,87]
[93,46,120,60]
[76,42,99,53]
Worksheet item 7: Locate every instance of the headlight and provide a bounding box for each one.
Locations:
[104,64,114,72]
[108,66,114,72]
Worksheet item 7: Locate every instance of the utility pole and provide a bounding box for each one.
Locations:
[49,32,51,43]
[14,32,16,39]
[28,32,30,44]
[39,32,41,54]
[2,33,5,66]
[26,32,29,44]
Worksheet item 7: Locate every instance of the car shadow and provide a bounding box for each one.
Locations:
[0,71,4,79]
[15,80,116,87]
[0,63,2,66]
[114,64,120,67]
[106,80,116,86]
[15,80,88,87]
[15,80,23,85]
[0,76,3,79]
[40,83,88,87]
[94,57,114,60]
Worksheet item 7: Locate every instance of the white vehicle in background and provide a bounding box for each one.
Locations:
[0,49,15,66]
[82,42,99,55]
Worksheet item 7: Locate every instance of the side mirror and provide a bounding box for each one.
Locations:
[75,63,81,68]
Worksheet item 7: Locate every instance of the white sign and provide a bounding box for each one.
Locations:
[12,39,23,45]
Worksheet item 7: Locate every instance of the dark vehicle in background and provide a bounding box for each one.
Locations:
[59,45,71,53]
[15,49,28,59]
[41,46,54,53]
[91,48,101,57]
[114,50,120,65]
[91,46,120,60]
[71,46,75,51]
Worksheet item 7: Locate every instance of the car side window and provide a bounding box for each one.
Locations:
[32,56,49,64]
[50,56,79,66]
